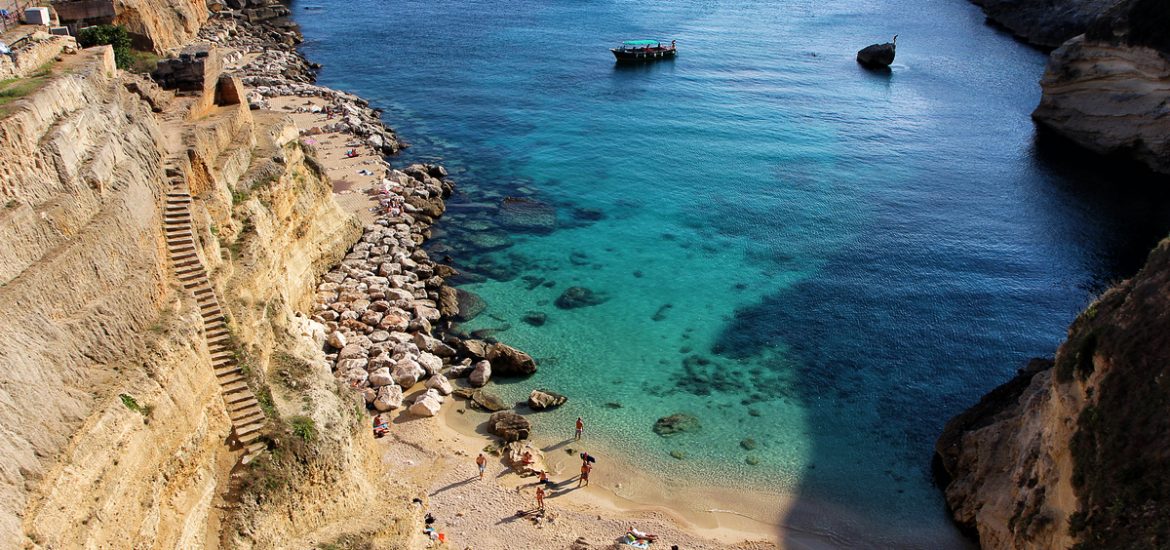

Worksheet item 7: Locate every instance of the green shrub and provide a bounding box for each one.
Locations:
[289,415,317,442]
[77,25,132,69]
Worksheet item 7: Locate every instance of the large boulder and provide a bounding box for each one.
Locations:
[417,352,443,376]
[487,343,537,376]
[425,373,454,395]
[461,339,490,359]
[554,286,608,309]
[488,411,531,441]
[438,286,459,318]
[392,359,426,387]
[368,367,394,387]
[327,330,347,349]
[469,359,491,387]
[472,389,508,412]
[856,38,896,68]
[373,384,404,411]
[653,413,701,436]
[528,389,568,411]
[409,392,442,417]
[455,288,487,321]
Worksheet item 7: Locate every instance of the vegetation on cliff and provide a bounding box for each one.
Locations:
[1062,239,1170,549]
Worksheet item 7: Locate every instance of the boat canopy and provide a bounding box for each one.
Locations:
[622,39,663,46]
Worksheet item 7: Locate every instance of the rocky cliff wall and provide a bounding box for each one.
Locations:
[1,39,408,547]
[969,0,1121,49]
[1032,36,1170,174]
[0,46,237,548]
[937,236,1170,549]
[113,0,209,53]
[1027,0,1170,174]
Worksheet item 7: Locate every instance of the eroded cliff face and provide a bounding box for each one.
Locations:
[970,0,1120,49]
[1030,0,1170,174]
[937,237,1170,549]
[113,0,210,53]
[0,45,242,548]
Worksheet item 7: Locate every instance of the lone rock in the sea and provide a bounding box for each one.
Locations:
[528,389,568,411]
[653,413,701,436]
[488,411,532,441]
[554,286,608,309]
[857,35,897,68]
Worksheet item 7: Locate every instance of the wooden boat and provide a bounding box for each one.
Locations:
[611,39,676,62]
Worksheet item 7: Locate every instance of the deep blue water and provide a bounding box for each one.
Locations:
[293,0,1170,546]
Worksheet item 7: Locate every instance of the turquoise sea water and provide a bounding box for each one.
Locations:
[294,0,1170,546]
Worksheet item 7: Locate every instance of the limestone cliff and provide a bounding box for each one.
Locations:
[937,236,1170,549]
[0,41,411,547]
[969,0,1120,49]
[1030,0,1170,174]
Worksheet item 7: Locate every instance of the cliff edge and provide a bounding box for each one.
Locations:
[969,0,1120,49]
[937,236,1170,549]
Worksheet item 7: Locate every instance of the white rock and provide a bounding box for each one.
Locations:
[409,394,442,417]
[368,367,394,387]
[327,330,347,349]
[470,360,491,387]
[425,373,453,396]
[373,384,404,411]
[392,359,425,388]
[417,352,443,376]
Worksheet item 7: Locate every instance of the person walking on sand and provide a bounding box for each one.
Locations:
[535,486,546,510]
[575,416,584,440]
[476,453,487,480]
[578,461,591,487]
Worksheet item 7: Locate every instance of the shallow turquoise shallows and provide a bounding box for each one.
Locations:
[294,0,1170,546]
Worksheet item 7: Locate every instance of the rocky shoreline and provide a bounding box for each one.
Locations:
[202,5,553,436]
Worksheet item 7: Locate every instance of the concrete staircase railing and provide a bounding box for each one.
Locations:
[162,153,267,465]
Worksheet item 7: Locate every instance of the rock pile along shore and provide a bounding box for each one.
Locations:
[199,6,546,422]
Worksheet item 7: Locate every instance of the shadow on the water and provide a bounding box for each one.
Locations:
[698,129,1170,547]
[611,58,677,75]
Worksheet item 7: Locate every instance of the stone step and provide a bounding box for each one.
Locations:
[206,333,231,346]
[215,364,241,379]
[198,300,220,310]
[210,350,234,362]
[192,286,214,296]
[224,390,253,406]
[236,420,265,438]
[221,380,249,395]
[229,400,262,417]
[237,428,263,446]
[201,310,223,320]
[166,236,195,245]
[232,409,266,427]
[227,396,259,414]
[241,441,268,463]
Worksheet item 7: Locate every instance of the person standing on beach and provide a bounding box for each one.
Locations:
[535,486,546,510]
[578,461,591,487]
[476,453,487,480]
[575,417,584,440]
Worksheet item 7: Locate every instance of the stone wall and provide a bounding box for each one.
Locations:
[0,33,76,81]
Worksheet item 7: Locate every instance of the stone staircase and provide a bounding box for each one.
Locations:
[162,153,268,465]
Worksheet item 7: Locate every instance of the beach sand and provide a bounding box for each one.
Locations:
[267,95,388,223]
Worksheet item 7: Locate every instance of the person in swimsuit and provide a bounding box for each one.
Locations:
[578,462,591,487]
[575,417,584,440]
[535,486,546,510]
[476,453,487,480]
